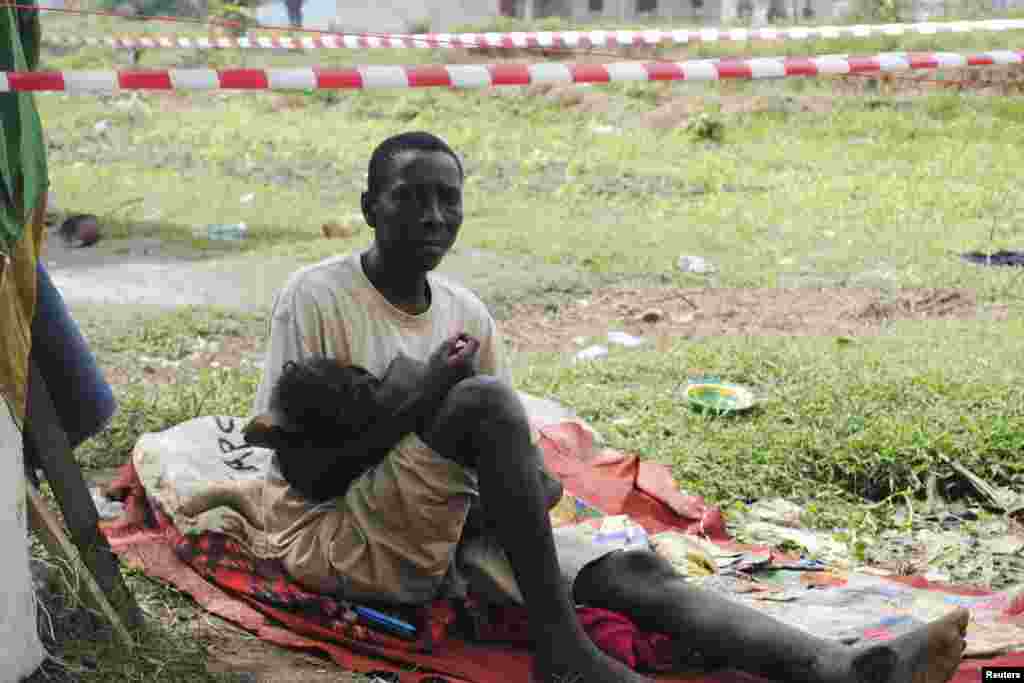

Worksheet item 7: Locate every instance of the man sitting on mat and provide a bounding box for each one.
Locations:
[248,130,970,683]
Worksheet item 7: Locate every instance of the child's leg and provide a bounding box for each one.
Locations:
[573,549,968,683]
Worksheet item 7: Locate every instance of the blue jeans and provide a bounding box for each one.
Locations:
[30,263,116,448]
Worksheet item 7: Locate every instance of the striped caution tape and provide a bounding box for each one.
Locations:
[5,49,1022,92]
[39,18,1024,50]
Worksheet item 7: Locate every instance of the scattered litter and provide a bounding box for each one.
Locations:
[858,566,896,577]
[607,331,645,348]
[58,214,101,248]
[685,381,756,414]
[197,222,247,241]
[240,192,255,204]
[776,558,829,571]
[924,569,950,582]
[979,535,1024,556]
[750,590,802,603]
[960,251,1024,267]
[948,459,1024,515]
[723,552,773,574]
[677,254,717,274]
[91,488,125,520]
[636,308,664,323]
[573,345,608,363]
[590,124,620,135]
[918,529,966,565]
[577,299,590,307]
[649,530,720,578]
[745,498,805,528]
[738,521,850,565]
[322,220,359,239]
[517,391,577,429]
[93,119,111,133]
[595,515,649,550]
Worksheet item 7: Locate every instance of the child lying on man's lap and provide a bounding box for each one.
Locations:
[243,336,563,534]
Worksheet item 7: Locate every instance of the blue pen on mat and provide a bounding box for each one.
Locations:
[352,605,418,640]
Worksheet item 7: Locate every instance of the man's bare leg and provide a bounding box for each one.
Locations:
[573,549,969,683]
[422,376,649,683]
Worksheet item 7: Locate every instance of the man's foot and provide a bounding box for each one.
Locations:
[843,608,969,683]
[533,633,650,683]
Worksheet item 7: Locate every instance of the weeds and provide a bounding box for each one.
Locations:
[29,7,1024,679]
[517,317,1024,533]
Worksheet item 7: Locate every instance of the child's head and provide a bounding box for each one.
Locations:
[271,358,382,442]
[244,358,385,450]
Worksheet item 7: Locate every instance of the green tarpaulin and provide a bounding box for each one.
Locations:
[0,1,47,257]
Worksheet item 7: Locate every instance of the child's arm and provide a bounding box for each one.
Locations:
[245,334,479,501]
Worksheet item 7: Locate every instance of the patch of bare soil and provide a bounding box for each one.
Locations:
[831,64,1024,97]
[205,624,346,683]
[501,286,1007,353]
[103,335,263,387]
[455,45,1024,98]
[632,93,836,129]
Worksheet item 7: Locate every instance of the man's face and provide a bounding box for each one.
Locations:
[364,149,464,272]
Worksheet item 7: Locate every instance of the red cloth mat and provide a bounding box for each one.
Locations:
[100,420,1024,682]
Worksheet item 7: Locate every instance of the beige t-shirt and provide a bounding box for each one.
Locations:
[253,250,511,417]
[248,252,516,601]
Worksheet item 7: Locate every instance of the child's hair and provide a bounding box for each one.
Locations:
[269,358,383,446]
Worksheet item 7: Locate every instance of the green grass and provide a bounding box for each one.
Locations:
[28,536,238,683]
[27,8,1024,679]
[38,85,1024,300]
[518,317,1024,525]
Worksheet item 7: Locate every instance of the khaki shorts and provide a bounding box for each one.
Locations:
[268,433,619,606]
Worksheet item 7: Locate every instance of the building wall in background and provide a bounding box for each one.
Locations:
[261,0,1024,34]
[332,0,499,33]
[507,0,1020,24]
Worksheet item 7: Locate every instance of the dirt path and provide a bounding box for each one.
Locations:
[502,286,1010,353]
[43,233,593,317]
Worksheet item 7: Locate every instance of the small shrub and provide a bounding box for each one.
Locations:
[687,113,725,142]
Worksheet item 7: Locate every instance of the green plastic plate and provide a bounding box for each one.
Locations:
[685,382,756,414]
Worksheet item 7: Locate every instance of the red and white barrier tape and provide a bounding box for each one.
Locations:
[5,50,1022,92]
[40,18,1024,50]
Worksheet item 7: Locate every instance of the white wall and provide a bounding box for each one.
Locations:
[0,400,45,682]
[258,0,500,32]
[332,0,500,33]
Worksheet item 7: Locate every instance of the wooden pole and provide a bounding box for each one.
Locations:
[26,485,135,649]
[23,359,143,633]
